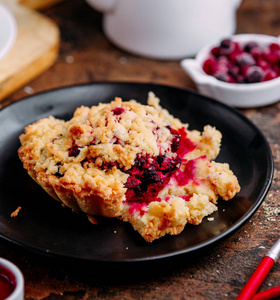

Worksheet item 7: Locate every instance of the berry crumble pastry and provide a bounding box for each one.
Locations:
[18,92,240,242]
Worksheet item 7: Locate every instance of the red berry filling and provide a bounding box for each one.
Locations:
[202,38,280,83]
[66,126,200,215]
[124,153,182,204]
[122,126,199,213]
[112,107,125,115]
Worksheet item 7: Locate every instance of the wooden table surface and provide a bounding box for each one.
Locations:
[1,0,280,299]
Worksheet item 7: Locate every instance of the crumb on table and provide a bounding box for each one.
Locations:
[11,206,22,217]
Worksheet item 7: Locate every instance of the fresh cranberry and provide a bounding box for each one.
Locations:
[257,57,271,70]
[211,46,220,57]
[202,58,218,75]
[272,64,280,75]
[216,58,230,73]
[269,43,280,52]
[228,65,240,80]
[264,69,278,81]
[263,50,280,65]
[250,47,263,59]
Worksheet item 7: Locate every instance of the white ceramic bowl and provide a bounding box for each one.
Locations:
[0,3,17,61]
[181,34,280,108]
[0,257,24,300]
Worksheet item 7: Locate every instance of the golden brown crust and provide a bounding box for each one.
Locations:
[18,92,240,242]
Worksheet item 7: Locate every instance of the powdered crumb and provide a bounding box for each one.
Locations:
[207,217,214,221]
[24,86,34,94]
[65,55,74,64]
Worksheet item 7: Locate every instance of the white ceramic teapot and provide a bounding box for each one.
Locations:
[85,0,242,60]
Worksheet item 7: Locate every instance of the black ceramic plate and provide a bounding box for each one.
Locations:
[0,82,273,262]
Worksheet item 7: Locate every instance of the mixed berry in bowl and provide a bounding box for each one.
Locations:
[181,34,280,107]
[202,38,280,84]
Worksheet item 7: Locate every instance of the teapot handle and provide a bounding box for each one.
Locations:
[234,0,242,9]
[85,0,116,13]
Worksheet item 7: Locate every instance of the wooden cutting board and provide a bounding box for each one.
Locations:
[19,0,65,10]
[0,0,60,101]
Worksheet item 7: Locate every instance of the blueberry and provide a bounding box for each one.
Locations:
[214,72,229,82]
[220,39,232,49]
[236,53,256,66]
[244,41,259,52]
[245,66,264,83]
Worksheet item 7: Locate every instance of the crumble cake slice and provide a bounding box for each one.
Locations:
[18,92,240,242]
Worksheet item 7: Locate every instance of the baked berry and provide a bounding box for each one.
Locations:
[171,132,181,152]
[112,107,124,115]
[68,145,80,157]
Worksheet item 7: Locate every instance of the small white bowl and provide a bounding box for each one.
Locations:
[0,3,17,61]
[0,258,24,300]
[181,34,280,108]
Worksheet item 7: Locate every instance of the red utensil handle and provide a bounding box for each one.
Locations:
[252,285,280,300]
[237,256,275,300]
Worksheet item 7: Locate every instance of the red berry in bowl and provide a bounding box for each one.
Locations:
[263,50,280,64]
[269,42,280,52]
[264,69,278,81]
[257,57,271,70]
[236,52,256,66]
[245,66,264,83]
[202,37,280,84]
[244,41,259,52]
[202,58,218,75]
